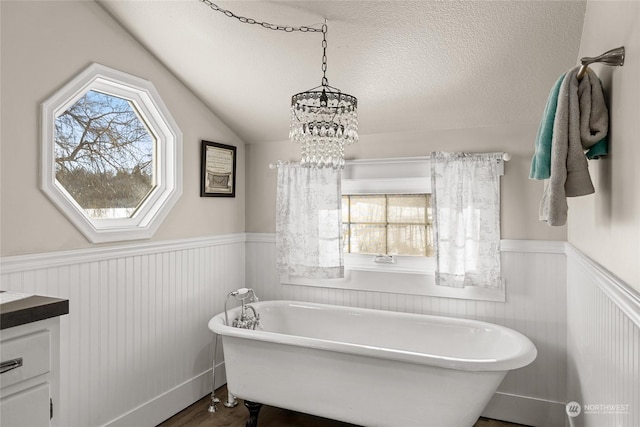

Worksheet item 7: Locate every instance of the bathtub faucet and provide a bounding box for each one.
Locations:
[225,288,260,330]
[234,304,260,330]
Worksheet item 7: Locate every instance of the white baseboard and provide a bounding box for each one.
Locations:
[105,362,227,427]
[482,392,566,427]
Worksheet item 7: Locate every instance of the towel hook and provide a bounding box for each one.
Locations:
[576,46,625,80]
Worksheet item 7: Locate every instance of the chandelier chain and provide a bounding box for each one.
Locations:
[199,0,324,33]
[321,22,328,86]
[200,0,331,87]
[199,0,357,169]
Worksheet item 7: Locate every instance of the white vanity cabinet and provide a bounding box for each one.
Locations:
[0,318,60,427]
[0,295,67,427]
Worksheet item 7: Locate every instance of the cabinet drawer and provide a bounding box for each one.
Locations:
[0,382,50,427]
[0,330,50,389]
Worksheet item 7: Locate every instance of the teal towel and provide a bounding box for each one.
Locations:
[530,73,565,180]
[586,137,608,159]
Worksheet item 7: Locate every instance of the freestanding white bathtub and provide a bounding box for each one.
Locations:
[208,300,537,427]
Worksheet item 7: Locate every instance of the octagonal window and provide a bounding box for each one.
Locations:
[42,64,182,243]
[55,90,156,219]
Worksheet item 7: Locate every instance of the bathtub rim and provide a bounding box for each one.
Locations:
[208,300,537,372]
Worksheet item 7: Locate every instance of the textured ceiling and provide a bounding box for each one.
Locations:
[97,0,586,144]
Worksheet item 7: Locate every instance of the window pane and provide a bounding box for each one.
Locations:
[342,223,350,253]
[388,225,426,256]
[342,193,433,257]
[342,196,349,223]
[350,195,386,223]
[387,195,426,224]
[425,223,434,257]
[350,224,386,254]
[54,90,155,219]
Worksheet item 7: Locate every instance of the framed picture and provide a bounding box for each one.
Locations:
[200,140,236,197]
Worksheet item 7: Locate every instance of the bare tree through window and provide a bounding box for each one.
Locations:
[54,90,155,218]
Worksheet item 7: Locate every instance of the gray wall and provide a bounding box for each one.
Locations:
[568,1,640,292]
[0,0,246,256]
[247,125,568,242]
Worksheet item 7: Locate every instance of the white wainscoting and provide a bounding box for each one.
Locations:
[0,234,244,427]
[3,234,637,427]
[566,244,640,427]
[246,234,568,426]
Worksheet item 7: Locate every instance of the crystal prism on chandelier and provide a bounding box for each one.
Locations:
[290,88,358,169]
[289,23,358,169]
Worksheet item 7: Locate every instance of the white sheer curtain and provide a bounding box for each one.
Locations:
[276,163,343,280]
[431,152,502,288]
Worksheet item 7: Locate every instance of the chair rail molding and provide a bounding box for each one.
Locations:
[565,243,640,327]
[0,233,245,274]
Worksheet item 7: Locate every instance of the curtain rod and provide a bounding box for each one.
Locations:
[269,153,511,169]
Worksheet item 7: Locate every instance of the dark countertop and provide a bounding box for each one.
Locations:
[0,294,69,330]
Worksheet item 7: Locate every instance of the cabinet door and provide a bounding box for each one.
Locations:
[0,382,50,427]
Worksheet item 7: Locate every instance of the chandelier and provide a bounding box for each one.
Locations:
[200,1,358,169]
[289,23,358,169]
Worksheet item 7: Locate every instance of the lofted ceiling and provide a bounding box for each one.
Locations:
[97,0,586,145]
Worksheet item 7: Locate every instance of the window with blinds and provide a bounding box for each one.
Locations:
[342,194,433,257]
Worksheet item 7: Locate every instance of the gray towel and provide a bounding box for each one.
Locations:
[539,67,609,226]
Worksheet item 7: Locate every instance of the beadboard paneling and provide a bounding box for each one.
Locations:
[5,235,637,427]
[0,235,244,427]
[566,244,640,427]
[246,235,568,426]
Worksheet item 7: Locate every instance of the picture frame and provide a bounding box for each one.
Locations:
[200,140,236,197]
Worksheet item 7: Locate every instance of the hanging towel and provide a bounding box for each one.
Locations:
[539,67,609,226]
[530,73,565,180]
[586,137,608,159]
[530,71,609,178]
[578,69,609,158]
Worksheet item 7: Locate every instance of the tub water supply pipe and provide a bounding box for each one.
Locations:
[208,333,221,412]
[209,287,261,412]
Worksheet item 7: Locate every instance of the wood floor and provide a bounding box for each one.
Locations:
[157,385,530,427]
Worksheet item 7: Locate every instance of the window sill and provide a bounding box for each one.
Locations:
[345,254,434,275]
[282,257,505,302]
[268,236,512,302]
